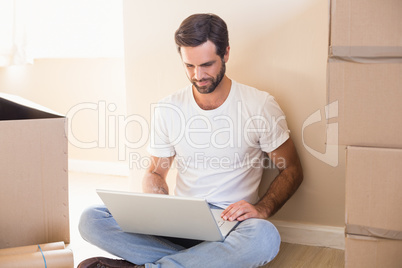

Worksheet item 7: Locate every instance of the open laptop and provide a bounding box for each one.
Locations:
[96,189,239,242]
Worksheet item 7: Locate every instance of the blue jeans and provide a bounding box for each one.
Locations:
[79,205,281,268]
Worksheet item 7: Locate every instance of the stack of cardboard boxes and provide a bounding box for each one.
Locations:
[327,0,402,267]
[0,93,71,266]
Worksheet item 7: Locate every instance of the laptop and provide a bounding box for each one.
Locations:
[96,189,239,242]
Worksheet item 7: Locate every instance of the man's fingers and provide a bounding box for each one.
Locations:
[221,204,240,221]
[236,212,252,222]
[231,207,257,221]
[221,201,257,221]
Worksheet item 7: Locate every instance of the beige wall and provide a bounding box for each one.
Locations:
[123,0,345,227]
[0,0,346,227]
[0,58,126,163]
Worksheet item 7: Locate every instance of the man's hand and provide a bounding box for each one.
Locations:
[221,200,269,222]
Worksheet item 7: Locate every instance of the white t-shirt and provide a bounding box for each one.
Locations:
[148,80,290,208]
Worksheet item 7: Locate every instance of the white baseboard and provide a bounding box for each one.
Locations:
[271,220,345,250]
[68,159,129,177]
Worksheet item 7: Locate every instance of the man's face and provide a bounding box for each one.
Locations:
[180,40,229,94]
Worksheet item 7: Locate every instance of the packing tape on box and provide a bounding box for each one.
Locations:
[346,224,402,241]
[0,242,65,256]
[329,46,402,63]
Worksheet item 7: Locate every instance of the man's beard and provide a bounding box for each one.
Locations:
[192,60,226,94]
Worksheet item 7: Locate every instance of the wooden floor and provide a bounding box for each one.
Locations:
[263,242,345,268]
[69,172,345,267]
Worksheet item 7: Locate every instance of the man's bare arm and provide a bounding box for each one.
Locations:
[222,138,303,221]
[256,138,303,217]
[142,156,174,195]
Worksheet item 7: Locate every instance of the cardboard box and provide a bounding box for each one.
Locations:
[327,61,402,148]
[330,0,402,61]
[345,234,402,268]
[0,93,69,249]
[345,146,402,240]
[0,242,73,268]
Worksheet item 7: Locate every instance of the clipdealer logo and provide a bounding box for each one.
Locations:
[66,100,339,167]
[301,101,339,167]
[66,100,286,160]
[66,101,149,160]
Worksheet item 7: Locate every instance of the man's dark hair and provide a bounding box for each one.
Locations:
[174,13,229,59]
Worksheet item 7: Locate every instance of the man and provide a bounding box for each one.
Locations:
[78,13,303,268]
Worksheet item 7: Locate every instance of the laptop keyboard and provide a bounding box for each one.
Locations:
[217,219,226,227]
